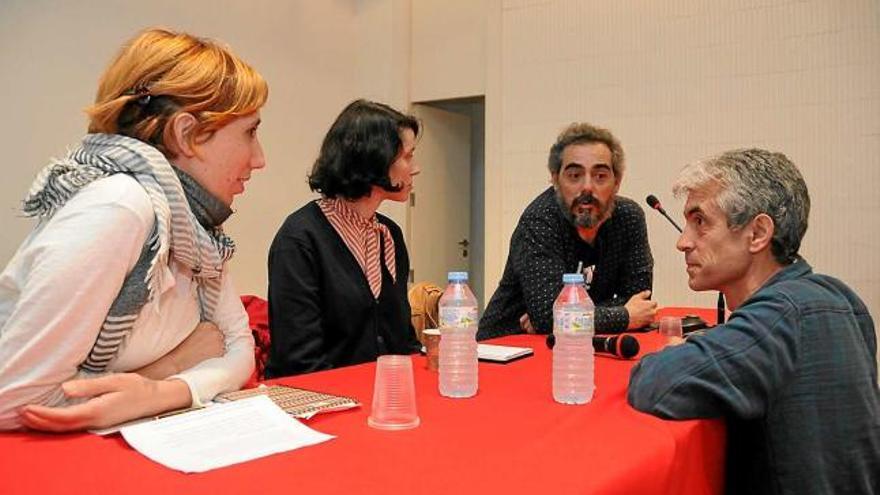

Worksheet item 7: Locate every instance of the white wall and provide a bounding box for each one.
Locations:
[355,0,412,231]
[0,0,365,297]
[411,0,487,102]
[486,0,880,325]
[3,0,879,326]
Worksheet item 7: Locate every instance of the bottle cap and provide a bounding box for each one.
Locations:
[562,273,584,284]
[447,271,469,282]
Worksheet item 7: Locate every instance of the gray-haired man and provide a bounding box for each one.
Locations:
[628,149,880,494]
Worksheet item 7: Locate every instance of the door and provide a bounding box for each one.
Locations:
[408,104,471,288]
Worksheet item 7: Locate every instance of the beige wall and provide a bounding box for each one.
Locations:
[355,0,412,231]
[0,0,367,298]
[411,0,487,102]
[2,0,879,328]
[485,0,880,325]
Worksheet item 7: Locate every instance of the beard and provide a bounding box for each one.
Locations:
[556,191,613,229]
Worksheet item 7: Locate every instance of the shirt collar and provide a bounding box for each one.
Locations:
[759,256,812,288]
[323,197,377,230]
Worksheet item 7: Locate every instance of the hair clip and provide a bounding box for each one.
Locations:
[124,84,152,106]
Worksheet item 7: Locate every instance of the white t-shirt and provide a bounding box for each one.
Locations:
[0,174,254,430]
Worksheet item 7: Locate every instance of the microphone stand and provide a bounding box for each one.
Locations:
[647,196,725,327]
[657,208,683,233]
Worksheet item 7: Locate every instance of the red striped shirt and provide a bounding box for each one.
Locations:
[318,198,396,299]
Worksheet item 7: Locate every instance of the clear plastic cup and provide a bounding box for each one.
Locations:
[367,355,420,430]
[659,316,684,346]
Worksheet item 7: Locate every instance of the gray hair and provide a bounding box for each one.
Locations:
[673,148,810,265]
[548,122,625,180]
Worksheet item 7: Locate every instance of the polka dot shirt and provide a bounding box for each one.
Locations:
[478,187,653,338]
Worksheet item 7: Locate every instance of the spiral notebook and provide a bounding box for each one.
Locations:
[215,385,360,420]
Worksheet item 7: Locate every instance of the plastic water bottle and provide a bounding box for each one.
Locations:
[552,272,595,404]
[438,271,478,398]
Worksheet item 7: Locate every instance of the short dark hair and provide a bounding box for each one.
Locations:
[308,99,419,200]
[548,122,625,180]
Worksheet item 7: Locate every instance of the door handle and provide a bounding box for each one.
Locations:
[458,239,469,258]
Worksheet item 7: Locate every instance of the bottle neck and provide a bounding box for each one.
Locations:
[559,282,590,302]
[448,280,470,293]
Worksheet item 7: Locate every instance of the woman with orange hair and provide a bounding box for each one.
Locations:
[0,28,268,431]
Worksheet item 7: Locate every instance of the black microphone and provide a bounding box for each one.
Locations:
[545,334,640,359]
[645,194,683,233]
[645,194,725,327]
[716,292,726,324]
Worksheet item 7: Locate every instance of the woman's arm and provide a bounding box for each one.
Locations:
[12,255,254,433]
[20,374,192,431]
[165,273,255,406]
[0,176,154,430]
[134,321,226,380]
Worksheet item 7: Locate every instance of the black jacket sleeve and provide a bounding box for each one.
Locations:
[595,203,653,333]
[266,232,331,377]
[511,213,568,334]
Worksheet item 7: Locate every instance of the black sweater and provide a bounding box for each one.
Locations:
[265,201,419,378]
[479,188,653,338]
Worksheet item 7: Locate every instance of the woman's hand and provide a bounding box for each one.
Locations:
[19,374,191,432]
[136,321,226,380]
[171,321,226,369]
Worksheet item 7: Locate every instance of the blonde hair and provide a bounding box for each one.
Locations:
[87,27,268,156]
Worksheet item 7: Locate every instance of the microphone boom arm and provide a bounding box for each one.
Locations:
[660,210,683,233]
[645,194,725,327]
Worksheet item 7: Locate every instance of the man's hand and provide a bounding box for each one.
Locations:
[625,290,658,329]
[519,313,536,334]
[136,321,225,380]
[19,374,191,432]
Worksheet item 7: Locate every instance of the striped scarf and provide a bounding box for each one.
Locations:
[23,134,236,372]
[318,198,396,299]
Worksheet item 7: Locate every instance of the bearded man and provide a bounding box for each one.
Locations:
[478,123,656,338]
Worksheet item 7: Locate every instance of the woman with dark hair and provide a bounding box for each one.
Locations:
[266,100,421,377]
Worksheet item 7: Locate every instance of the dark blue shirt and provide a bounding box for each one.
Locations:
[478,188,653,338]
[629,259,880,495]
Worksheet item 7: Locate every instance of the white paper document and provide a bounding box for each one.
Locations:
[120,395,334,473]
[477,344,534,362]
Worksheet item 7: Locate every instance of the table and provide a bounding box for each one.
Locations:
[1,332,725,495]
[657,306,718,326]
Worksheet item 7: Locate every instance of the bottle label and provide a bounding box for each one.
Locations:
[554,309,594,335]
[440,307,478,328]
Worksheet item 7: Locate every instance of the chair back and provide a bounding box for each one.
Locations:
[241,295,270,383]
[408,281,443,344]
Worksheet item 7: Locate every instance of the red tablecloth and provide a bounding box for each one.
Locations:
[0,333,725,495]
